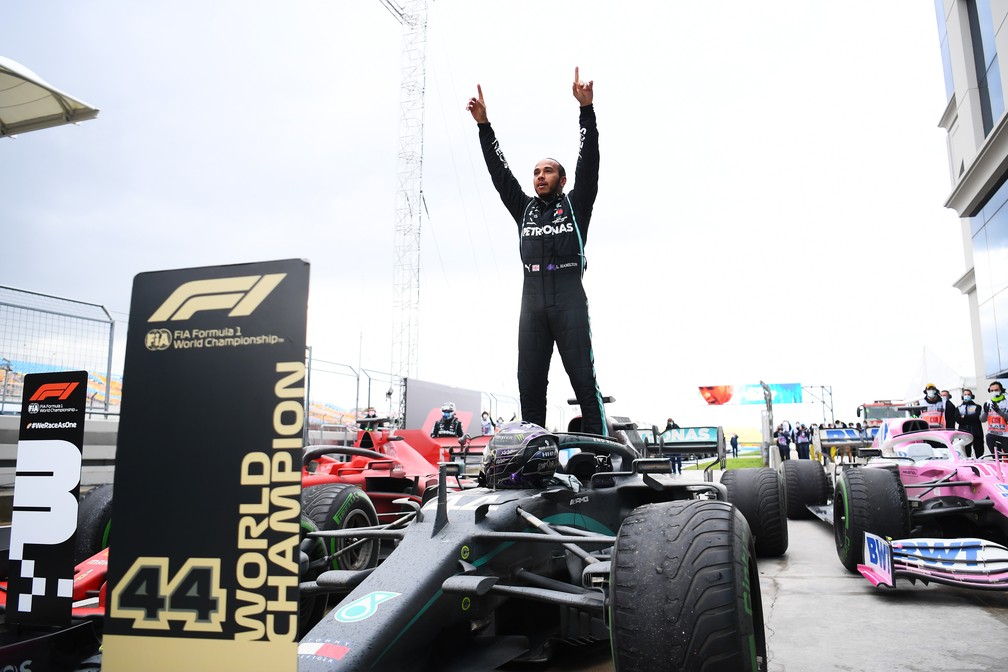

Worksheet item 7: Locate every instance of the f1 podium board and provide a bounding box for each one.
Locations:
[5,371,88,628]
[103,259,309,671]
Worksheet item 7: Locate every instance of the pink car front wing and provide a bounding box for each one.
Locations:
[858,532,1008,591]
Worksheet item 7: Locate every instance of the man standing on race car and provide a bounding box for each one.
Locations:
[981,381,1008,456]
[431,402,464,438]
[467,67,607,436]
[957,388,984,458]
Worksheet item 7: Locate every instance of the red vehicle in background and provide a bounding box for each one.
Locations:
[0,418,493,633]
[856,400,909,428]
[301,418,490,570]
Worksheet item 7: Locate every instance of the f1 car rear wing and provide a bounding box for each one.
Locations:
[898,405,947,429]
[858,532,1008,591]
[814,427,879,460]
[641,426,726,481]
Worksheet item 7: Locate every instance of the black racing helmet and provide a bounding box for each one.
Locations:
[480,421,559,489]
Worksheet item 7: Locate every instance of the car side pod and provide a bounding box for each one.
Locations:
[858,532,1008,590]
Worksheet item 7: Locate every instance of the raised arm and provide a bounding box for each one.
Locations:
[467,84,489,124]
[569,67,599,234]
[469,83,528,223]
[572,66,593,106]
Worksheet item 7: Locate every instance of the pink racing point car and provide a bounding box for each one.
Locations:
[833,416,1008,590]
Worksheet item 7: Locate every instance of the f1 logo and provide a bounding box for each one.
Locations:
[148,274,286,322]
[29,382,79,402]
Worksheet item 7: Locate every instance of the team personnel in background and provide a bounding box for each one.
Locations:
[665,418,682,475]
[773,424,791,461]
[981,381,1008,456]
[940,389,958,429]
[794,424,811,460]
[431,402,464,438]
[956,388,984,458]
[467,67,608,436]
[921,384,944,419]
[360,406,380,431]
[730,432,739,459]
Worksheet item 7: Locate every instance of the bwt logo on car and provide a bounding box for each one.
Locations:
[864,536,890,574]
[1,661,32,672]
[899,540,979,567]
[148,273,286,322]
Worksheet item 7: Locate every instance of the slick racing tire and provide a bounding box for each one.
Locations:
[834,467,910,573]
[782,460,830,520]
[302,483,380,571]
[611,500,767,672]
[75,484,114,565]
[720,467,788,558]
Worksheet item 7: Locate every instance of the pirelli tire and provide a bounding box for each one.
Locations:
[782,459,830,519]
[720,467,788,558]
[834,467,910,573]
[611,500,767,672]
[299,515,328,637]
[301,483,380,571]
[75,484,114,565]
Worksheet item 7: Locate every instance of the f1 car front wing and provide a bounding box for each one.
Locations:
[858,532,1008,591]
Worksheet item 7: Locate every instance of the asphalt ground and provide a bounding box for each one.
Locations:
[515,467,1008,672]
[762,517,1008,672]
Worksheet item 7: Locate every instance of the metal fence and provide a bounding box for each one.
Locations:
[303,350,520,430]
[0,286,114,414]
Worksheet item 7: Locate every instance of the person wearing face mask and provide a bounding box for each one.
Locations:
[431,402,464,438]
[956,389,984,458]
[360,406,380,431]
[481,411,494,436]
[980,381,1008,457]
[920,384,945,426]
[939,389,958,429]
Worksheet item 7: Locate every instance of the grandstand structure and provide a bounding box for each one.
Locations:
[0,285,117,413]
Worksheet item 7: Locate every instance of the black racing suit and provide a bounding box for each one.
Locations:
[956,400,984,458]
[431,416,463,438]
[478,104,607,435]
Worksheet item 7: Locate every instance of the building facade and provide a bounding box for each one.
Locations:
[936,0,1008,383]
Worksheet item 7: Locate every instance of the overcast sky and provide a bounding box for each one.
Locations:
[0,2,971,433]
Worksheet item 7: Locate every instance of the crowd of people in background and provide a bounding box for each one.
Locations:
[360,382,1008,463]
[431,403,509,438]
[767,382,1008,461]
[772,419,869,461]
[917,382,1007,459]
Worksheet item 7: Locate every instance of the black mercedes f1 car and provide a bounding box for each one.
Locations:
[298,423,769,672]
